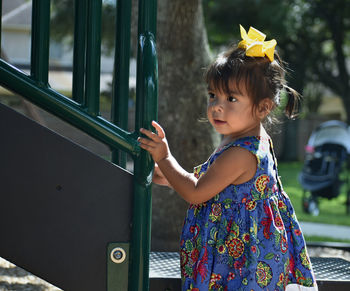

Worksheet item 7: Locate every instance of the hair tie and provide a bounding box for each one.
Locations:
[237,25,277,62]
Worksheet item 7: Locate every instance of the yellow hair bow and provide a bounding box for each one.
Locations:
[238,25,277,62]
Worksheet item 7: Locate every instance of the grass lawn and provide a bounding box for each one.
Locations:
[303,235,350,243]
[278,161,350,226]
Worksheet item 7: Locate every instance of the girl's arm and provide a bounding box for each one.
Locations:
[153,163,172,187]
[138,121,256,204]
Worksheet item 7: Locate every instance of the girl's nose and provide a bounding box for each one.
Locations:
[211,100,224,112]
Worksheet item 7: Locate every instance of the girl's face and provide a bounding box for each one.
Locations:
[207,81,261,140]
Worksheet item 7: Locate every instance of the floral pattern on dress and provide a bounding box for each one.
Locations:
[180,136,317,290]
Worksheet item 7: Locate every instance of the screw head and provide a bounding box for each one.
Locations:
[113,250,123,260]
[110,247,126,263]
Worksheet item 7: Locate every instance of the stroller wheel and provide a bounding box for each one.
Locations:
[302,194,319,216]
[308,198,319,216]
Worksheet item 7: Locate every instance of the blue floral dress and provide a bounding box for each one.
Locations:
[180,136,318,291]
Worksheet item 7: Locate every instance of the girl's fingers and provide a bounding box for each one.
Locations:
[139,144,152,152]
[140,121,166,140]
[151,121,165,139]
[138,137,156,147]
[140,128,161,141]
[138,138,155,151]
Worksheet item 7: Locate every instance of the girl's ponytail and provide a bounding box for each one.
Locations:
[284,85,301,119]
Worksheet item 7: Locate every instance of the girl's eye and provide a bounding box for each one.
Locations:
[227,96,237,102]
[208,93,215,99]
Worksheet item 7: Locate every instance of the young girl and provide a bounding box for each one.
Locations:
[139,25,318,291]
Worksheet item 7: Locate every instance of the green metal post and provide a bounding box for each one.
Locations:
[111,0,132,168]
[72,0,87,104]
[85,0,101,116]
[31,0,51,86]
[137,0,157,35]
[129,0,158,289]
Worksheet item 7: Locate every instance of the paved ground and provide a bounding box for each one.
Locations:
[300,221,350,241]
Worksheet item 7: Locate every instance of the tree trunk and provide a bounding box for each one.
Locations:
[343,91,350,125]
[1,48,45,125]
[151,1,217,251]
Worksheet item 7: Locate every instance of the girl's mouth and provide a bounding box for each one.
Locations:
[214,119,226,125]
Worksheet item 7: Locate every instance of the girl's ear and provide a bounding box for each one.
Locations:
[257,98,274,119]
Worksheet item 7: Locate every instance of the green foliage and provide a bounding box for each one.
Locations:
[50,0,75,43]
[301,83,324,114]
[203,0,290,48]
[50,0,116,55]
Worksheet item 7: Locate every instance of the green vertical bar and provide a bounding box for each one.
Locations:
[72,0,87,104]
[129,0,158,289]
[31,0,51,86]
[85,0,101,116]
[111,0,132,167]
[137,0,157,35]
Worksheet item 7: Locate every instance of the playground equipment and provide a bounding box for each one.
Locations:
[0,0,157,290]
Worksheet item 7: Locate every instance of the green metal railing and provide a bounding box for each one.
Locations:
[0,0,157,290]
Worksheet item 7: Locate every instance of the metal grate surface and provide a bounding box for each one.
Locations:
[150,252,350,281]
[150,252,181,278]
[310,257,350,280]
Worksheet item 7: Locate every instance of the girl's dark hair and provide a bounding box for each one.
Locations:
[205,47,300,120]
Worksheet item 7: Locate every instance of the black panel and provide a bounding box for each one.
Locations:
[0,103,133,291]
[149,278,181,291]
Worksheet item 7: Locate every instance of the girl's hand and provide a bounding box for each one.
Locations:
[153,163,171,187]
[138,121,170,163]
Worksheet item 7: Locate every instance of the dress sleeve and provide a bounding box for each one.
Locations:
[193,163,207,179]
